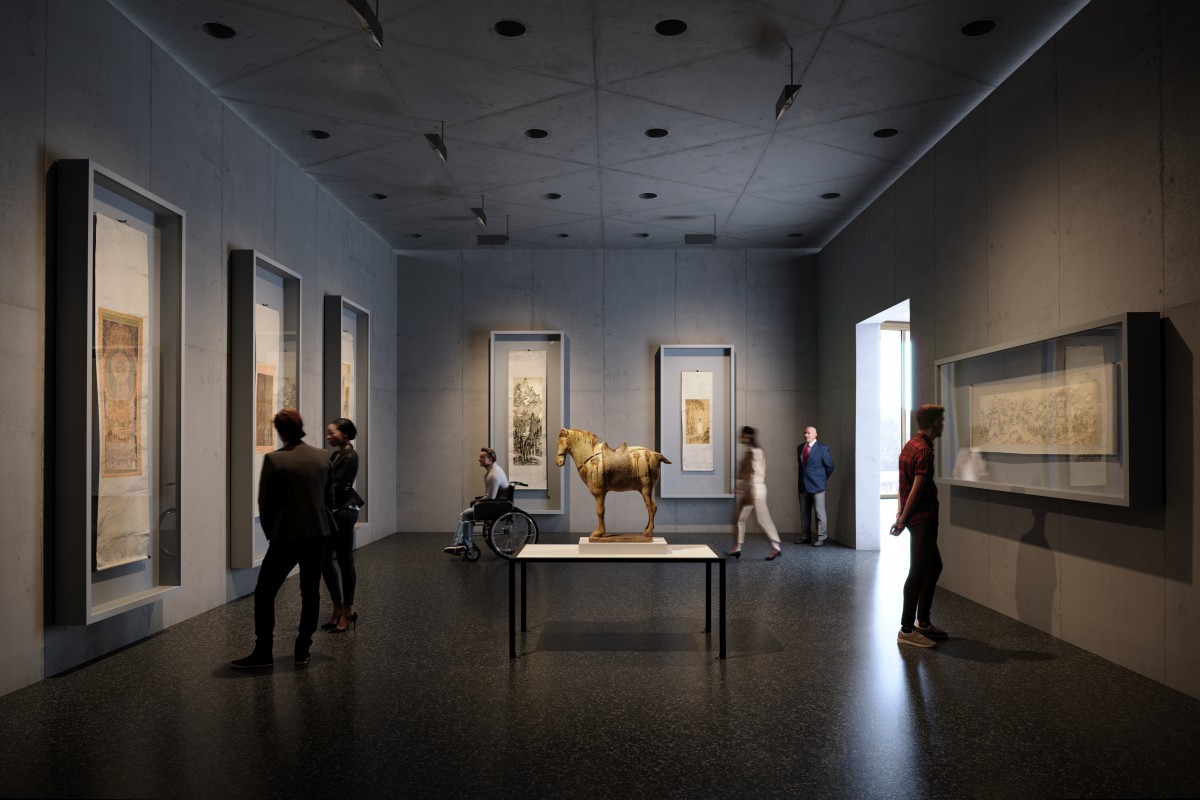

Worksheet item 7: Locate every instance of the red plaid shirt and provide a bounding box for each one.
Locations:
[898,433,938,527]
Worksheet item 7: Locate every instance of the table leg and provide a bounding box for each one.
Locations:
[508,558,516,659]
[520,561,527,632]
[705,562,712,633]
[719,558,726,659]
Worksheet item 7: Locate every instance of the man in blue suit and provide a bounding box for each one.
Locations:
[796,426,835,546]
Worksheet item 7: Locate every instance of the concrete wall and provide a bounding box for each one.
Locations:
[0,0,397,697]
[815,0,1200,698]
[396,249,816,538]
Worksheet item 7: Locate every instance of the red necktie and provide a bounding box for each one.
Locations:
[803,444,811,463]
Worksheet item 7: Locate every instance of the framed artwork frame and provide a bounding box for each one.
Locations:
[656,345,736,498]
[229,250,302,568]
[324,295,369,525]
[935,313,1161,507]
[488,331,567,515]
[52,159,184,625]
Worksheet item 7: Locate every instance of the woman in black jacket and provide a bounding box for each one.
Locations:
[321,417,362,633]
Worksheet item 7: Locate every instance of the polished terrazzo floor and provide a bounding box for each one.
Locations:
[2,531,1200,799]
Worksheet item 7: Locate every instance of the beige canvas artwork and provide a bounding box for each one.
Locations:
[507,349,548,490]
[97,308,144,477]
[255,364,276,452]
[681,370,714,471]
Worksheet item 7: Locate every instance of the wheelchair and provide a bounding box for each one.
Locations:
[458,481,539,562]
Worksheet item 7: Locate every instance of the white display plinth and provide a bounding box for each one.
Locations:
[577,537,670,554]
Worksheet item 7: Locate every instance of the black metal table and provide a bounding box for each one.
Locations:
[508,542,726,659]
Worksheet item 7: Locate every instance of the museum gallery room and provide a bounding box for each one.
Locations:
[3,0,1200,798]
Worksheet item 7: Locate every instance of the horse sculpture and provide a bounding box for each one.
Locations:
[555,427,671,541]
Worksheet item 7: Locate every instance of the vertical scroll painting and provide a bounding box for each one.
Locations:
[341,328,355,419]
[507,349,547,489]
[93,213,151,570]
[254,363,276,452]
[681,371,714,471]
[970,362,1116,456]
[254,302,282,453]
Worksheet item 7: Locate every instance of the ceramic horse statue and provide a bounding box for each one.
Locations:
[555,427,671,541]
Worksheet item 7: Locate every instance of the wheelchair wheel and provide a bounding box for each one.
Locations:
[464,542,481,562]
[487,511,537,558]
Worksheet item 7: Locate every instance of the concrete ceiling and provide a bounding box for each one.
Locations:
[109,0,1088,251]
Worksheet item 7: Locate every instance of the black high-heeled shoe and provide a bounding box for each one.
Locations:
[725,550,742,558]
[764,548,782,561]
[320,616,341,631]
[330,611,359,633]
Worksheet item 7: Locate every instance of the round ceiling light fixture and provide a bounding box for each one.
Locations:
[655,19,687,36]
[632,233,650,238]
[368,193,388,200]
[201,22,236,39]
[541,192,562,200]
[787,232,804,238]
[554,233,570,239]
[524,128,549,138]
[494,19,527,37]
[643,128,669,138]
[638,192,658,200]
[403,233,423,239]
[820,192,841,200]
[873,128,899,138]
[304,129,331,140]
[960,19,997,37]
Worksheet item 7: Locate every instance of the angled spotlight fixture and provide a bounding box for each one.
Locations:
[424,121,447,162]
[477,215,509,245]
[775,46,801,121]
[470,196,487,229]
[343,0,383,48]
[685,215,718,245]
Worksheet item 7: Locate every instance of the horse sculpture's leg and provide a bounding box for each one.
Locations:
[641,484,656,537]
[592,491,606,537]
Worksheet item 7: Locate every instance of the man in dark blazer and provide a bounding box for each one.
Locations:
[232,408,336,669]
[796,425,835,546]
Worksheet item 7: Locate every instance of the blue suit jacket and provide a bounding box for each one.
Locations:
[798,441,835,493]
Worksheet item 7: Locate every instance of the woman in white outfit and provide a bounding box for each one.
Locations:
[728,426,782,560]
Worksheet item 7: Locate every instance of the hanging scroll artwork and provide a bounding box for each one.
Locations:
[681,370,714,472]
[341,328,355,419]
[93,213,151,570]
[507,349,547,490]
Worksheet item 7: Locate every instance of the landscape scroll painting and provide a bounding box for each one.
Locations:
[681,371,714,472]
[93,213,151,571]
[507,349,547,490]
[254,302,282,454]
[969,363,1116,456]
[341,328,355,420]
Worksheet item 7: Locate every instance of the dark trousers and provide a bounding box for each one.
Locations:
[254,537,325,656]
[901,522,942,628]
[321,508,359,606]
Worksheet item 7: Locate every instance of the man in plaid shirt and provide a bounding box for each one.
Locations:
[889,404,947,648]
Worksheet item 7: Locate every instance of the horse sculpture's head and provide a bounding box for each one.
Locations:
[555,428,570,467]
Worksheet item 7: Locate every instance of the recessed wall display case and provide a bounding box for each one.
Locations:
[230,250,302,567]
[657,345,736,498]
[52,159,184,624]
[935,313,1161,506]
[489,331,566,514]
[324,295,369,523]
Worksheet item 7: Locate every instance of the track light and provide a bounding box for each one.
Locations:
[477,215,509,245]
[775,46,801,121]
[343,0,383,48]
[424,121,447,162]
[470,196,487,228]
[685,215,718,245]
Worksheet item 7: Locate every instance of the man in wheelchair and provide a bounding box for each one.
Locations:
[444,446,510,555]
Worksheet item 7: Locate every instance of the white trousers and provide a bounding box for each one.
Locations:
[733,482,780,546]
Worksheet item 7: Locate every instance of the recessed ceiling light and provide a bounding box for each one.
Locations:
[643,128,669,138]
[873,128,899,138]
[820,192,841,200]
[524,128,549,139]
[201,22,236,39]
[638,192,658,200]
[655,19,687,36]
[304,129,332,140]
[787,233,804,238]
[632,233,650,238]
[494,19,526,37]
[553,233,570,239]
[541,192,562,200]
[368,193,388,200]
[960,19,997,37]
[403,233,423,239]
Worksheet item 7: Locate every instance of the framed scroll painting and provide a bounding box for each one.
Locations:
[657,345,736,498]
[488,332,566,515]
[230,250,302,567]
[936,313,1161,506]
[52,159,184,625]
[324,295,369,524]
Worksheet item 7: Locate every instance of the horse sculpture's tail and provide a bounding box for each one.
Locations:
[655,452,672,465]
